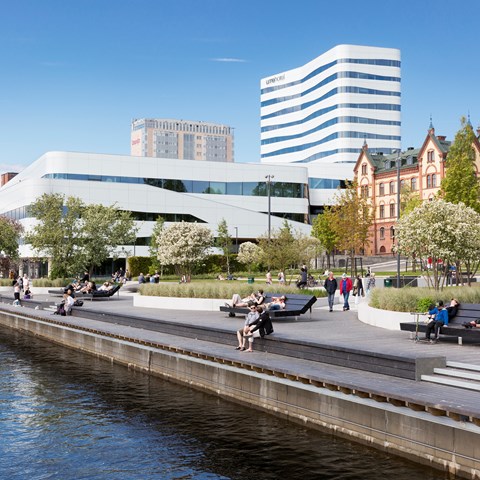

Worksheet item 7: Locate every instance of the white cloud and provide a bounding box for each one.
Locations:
[210,57,247,63]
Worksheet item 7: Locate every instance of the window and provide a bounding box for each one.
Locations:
[361,185,369,198]
[427,150,435,162]
[390,226,395,238]
[411,177,417,191]
[379,183,384,196]
[380,227,385,240]
[389,181,395,194]
[427,175,431,188]
[361,163,367,175]
[379,205,385,219]
[432,173,437,188]
[400,179,405,190]
[390,203,396,217]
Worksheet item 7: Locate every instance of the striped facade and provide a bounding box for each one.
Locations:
[260,45,402,165]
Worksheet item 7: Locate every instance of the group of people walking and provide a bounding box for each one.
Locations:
[323,271,376,312]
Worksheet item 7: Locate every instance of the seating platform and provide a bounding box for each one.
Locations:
[219,293,317,319]
[400,303,480,342]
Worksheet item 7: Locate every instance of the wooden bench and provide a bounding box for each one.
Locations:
[400,303,480,343]
[219,293,317,320]
[48,284,121,300]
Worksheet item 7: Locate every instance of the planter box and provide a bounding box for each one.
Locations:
[134,295,228,311]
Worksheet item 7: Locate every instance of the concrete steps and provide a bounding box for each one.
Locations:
[421,361,480,392]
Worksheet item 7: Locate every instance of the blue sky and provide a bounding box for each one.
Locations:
[1,0,479,173]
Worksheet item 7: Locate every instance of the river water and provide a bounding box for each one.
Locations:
[0,327,447,480]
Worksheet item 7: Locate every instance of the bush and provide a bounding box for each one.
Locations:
[139,281,327,299]
[370,285,480,312]
[128,256,153,277]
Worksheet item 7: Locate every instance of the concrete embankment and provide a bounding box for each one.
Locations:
[0,304,479,478]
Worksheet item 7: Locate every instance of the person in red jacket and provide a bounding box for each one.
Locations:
[339,273,353,311]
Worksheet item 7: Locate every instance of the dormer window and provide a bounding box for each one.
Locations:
[407,155,413,165]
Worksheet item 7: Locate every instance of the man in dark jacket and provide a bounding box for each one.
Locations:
[323,271,337,312]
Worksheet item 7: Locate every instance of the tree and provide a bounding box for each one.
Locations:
[0,216,23,276]
[216,218,233,275]
[257,220,319,276]
[79,204,138,274]
[330,181,373,276]
[25,193,84,279]
[25,193,138,279]
[400,184,422,216]
[439,117,480,212]
[237,242,262,274]
[396,199,480,290]
[311,208,339,270]
[149,215,165,273]
[156,222,213,275]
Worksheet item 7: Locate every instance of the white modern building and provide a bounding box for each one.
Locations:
[131,118,234,162]
[0,151,310,264]
[260,44,401,166]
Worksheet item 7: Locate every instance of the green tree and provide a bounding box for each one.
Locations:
[0,216,23,276]
[400,184,422,215]
[25,193,84,279]
[215,218,233,275]
[439,117,480,212]
[156,222,213,275]
[330,181,373,276]
[79,204,138,274]
[311,208,339,270]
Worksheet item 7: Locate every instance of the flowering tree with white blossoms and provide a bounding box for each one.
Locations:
[395,199,480,290]
[156,222,213,275]
[237,242,262,274]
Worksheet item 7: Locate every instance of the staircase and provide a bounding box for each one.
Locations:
[422,361,480,392]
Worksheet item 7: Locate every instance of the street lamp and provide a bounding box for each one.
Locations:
[234,226,238,253]
[394,149,401,288]
[265,175,275,240]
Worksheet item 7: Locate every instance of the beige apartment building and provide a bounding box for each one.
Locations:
[131,118,234,162]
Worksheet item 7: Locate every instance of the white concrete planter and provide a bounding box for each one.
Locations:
[357,302,414,330]
[134,295,228,311]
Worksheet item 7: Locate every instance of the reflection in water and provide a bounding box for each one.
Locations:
[0,328,445,480]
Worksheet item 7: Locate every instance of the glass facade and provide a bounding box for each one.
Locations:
[42,174,307,199]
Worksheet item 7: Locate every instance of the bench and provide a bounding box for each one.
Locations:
[219,293,317,319]
[400,303,480,343]
[48,284,121,300]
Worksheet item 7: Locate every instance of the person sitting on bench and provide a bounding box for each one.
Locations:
[425,300,448,343]
[226,289,265,308]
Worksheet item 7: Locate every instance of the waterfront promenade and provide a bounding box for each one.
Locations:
[1,289,480,477]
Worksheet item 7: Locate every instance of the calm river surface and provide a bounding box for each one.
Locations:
[0,327,447,480]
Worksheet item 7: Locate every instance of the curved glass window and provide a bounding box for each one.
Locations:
[308,178,345,189]
[42,174,307,199]
[261,58,401,95]
[262,71,400,107]
[261,131,401,159]
[262,116,401,145]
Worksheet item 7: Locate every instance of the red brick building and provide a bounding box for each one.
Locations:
[354,124,480,255]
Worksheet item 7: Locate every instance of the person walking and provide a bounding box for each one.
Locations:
[266,270,272,285]
[353,275,364,305]
[323,271,337,312]
[339,273,353,311]
[366,272,376,296]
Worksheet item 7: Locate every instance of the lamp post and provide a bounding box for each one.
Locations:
[234,226,238,253]
[265,175,274,240]
[395,149,401,288]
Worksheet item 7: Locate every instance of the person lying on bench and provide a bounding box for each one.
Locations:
[446,298,460,320]
[98,281,114,292]
[265,295,286,311]
[226,289,265,308]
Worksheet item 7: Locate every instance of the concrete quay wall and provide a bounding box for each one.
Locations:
[1,310,479,479]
